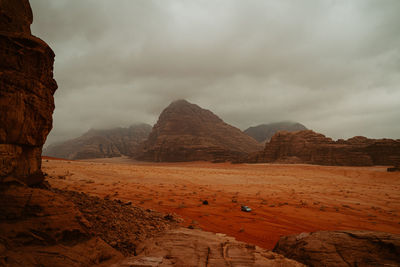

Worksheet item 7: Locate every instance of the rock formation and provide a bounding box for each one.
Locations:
[244,122,307,143]
[138,100,263,162]
[114,228,305,266]
[248,130,400,166]
[273,230,400,267]
[0,0,57,185]
[0,1,123,266]
[0,185,123,266]
[43,124,151,160]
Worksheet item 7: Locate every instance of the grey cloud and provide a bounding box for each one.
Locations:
[29,0,400,145]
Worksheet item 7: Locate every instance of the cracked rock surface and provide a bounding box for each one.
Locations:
[113,228,304,267]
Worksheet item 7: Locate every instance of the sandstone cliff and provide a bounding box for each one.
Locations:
[138,100,263,162]
[0,1,125,266]
[248,130,400,166]
[0,0,58,185]
[43,124,151,160]
[244,122,307,143]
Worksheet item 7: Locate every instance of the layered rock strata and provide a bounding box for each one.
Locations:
[0,1,123,266]
[138,100,263,162]
[113,228,305,266]
[248,130,400,166]
[0,0,57,185]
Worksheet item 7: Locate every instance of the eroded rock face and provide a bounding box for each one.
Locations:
[249,130,400,166]
[273,230,400,267]
[138,100,263,162]
[0,2,124,266]
[114,228,305,267]
[0,0,57,185]
[43,124,152,160]
[0,185,122,266]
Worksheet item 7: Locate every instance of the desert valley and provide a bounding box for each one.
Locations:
[43,158,400,250]
[1,0,400,266]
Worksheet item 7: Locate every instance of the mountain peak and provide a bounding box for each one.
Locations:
[138,101,263,162]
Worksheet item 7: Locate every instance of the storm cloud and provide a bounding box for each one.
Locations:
[30,0,400,145]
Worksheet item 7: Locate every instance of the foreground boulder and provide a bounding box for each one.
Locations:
[0,184,122,266]
[138,100,263,162]
[0,0,57,185]
[273,230,400,267]
[43,124,151,160]
[248,130,400,166]
[114,228,305,266]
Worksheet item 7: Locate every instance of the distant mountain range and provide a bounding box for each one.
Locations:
[43,102,400,167]
[137,99,263,162]
[244,122,307,143]
[43,124,151,160]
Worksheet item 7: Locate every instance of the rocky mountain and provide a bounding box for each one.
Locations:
[43,124,152,160]
[0,0,58,185]
[247,130,400,166]
[244,122,307,143]
[138,100,263,162]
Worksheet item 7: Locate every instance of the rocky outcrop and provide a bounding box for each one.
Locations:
[244,122,307,143]
[0,0,57,185]
[138,100,263,162]
[0,1,123,266]
[114,228,305,266]
[0,184,123,266]
[43,124,151,160]
[273,230,400,267]
[248,130,400,166]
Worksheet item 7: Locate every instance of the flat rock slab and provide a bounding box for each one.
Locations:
[113,228,304,266]
[273,230,400,267]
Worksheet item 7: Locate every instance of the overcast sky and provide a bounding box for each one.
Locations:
[30,0,400,145]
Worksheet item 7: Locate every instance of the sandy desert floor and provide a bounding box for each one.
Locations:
[42,156,400,249]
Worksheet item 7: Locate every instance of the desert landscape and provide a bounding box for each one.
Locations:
[2,0,400,266]
[43,157,400,250]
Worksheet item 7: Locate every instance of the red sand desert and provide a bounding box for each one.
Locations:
[42,156,400,249]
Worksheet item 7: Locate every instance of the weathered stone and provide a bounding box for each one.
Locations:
[0,0,57,185]
[0,0,32,34]
[273,230,400,267]
[248,130,400,166]
[0,184,122,266]
[138,100,263,162]
[43,124,151,160]
[113,228,305,267]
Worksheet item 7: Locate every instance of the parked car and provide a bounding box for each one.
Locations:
[241,205,252,212]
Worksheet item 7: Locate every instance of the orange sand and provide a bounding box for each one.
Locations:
[42,157,400,249]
